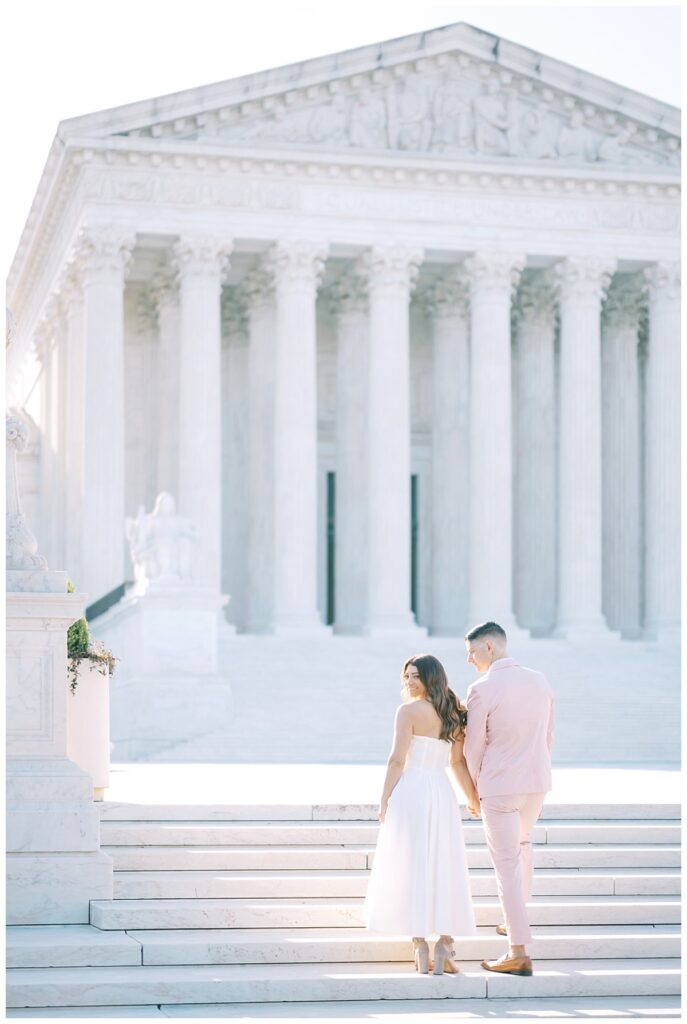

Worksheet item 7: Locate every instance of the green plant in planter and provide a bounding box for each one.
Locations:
[67,580,118,693]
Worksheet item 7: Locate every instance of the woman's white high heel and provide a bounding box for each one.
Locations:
[412,937,430,974]
[432,936,461,975]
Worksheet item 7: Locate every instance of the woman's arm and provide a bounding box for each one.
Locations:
[450,734,481,818]
[378,705,413,822]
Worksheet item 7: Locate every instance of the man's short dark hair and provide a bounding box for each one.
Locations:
[464,621,507,644]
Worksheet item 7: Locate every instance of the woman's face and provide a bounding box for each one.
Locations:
[404,663,426,699]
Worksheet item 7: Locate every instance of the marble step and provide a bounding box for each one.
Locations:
[123,924,682,966]
[103,842,682,871]
[90,894,681,930]
[99,819,680,847]
[6,958,681,1008]
[5,996,684,1018]
[6,926,143,968]
[112,867,681,900]
[98,802,682,822]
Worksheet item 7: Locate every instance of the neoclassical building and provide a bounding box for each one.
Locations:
[7,22,680,642]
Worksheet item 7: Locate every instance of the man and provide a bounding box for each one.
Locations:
[463,621,555,977]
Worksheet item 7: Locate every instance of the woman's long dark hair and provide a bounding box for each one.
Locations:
[401,654,467,742]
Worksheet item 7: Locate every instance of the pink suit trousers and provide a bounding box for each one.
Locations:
[480,791,546,945]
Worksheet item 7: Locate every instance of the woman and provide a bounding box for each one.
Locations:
[364,654,479,975]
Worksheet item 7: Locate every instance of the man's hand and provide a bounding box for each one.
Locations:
[467,800,481,819]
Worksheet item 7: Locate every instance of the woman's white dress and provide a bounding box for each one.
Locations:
[364,734,476,937]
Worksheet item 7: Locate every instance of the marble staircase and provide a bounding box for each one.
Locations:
[6,800,681,1012]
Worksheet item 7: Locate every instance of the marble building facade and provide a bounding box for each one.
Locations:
[7,22,680,644]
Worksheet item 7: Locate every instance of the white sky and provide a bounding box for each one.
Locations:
[2,2,681,285]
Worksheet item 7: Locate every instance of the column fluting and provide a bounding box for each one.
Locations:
[512,269,558,635]
[601,272,645,638]
[425,273,470,635]
[268,241,328,631]
[464,251,524,630]
[75,225,134,604]
[329,273,369,634]
[172,233,231,592]
[556,255,616,636]
[644,260,681,640]
[359,245,423,634]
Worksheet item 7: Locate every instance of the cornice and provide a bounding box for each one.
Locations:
[55,22,679,143]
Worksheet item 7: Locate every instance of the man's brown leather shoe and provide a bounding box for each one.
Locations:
[495,924,507,936]
[481,953,533,976]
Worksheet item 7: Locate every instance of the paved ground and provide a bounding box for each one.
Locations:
[105,628,681,765]
[103,763,682,806]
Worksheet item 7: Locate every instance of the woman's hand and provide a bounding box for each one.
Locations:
[467,798,481,819]
[378,801,388,823]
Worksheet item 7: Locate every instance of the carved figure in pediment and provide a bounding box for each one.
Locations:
[473,79,519,156]
[388,74,432,151]
[597,124,635,164]
[519,103,558,159]
[556,107,595,161]
[308,96,347,144]
[431,74,474,151]
[350,91,388,148]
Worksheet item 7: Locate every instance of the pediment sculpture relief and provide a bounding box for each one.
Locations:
[146,66,678,169]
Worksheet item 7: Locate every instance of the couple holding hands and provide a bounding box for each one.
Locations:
[364,620,555,978]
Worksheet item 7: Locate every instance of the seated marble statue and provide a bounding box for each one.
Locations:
[125,492,197,592]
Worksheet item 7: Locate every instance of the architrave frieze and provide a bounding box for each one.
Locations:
[6,133,680,400]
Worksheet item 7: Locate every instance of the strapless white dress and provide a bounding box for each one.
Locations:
[364,734,476,937]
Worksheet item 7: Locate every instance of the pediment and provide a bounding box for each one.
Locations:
[56,22,681,173]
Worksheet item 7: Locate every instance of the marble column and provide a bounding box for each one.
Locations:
[644,260,681,641]
[556,256,616,637]
[464,252,524,630]
[512,269,558,635]
[360,245,423,634]
[242,265,277,632]
[173,234,231,593]
[152,268,180,499]
[268,241,328,632]
[6,413,112,925]
[35,303,62,570]
[221,288,250,630]
[76,226,134,605]
[601,273,645,638]
[329,273,369,634]
[425,274,470,635]
[60,267,86,588]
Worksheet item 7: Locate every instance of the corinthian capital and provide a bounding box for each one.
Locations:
[419,272,469,319]
[556,256,616,303]
[73,225,135,281]
[326,272,368,318]
[513,268,558,328]
[602,272,647,330]
[358,246,424,293]
[463,252,525,294]
[172,234,233,281]
[267,241,328,290]
[239,263,276,313]
[644,260,681,303]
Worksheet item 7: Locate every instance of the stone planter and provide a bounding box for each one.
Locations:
[66,661,111,800]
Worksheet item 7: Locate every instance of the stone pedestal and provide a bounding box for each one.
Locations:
[6,574,113,925]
